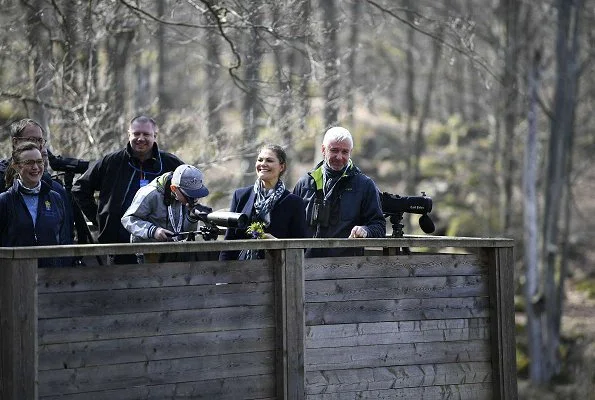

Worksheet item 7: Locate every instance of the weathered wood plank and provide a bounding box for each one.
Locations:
[306,318,490,348]
[305,382,493,399]
[305,340,491,371]
[306,297,490,325]
[305,254,485,280]
[39,305,274,344]
[38,260,272,293]
[38,282,274,317]
[482,247,518,400]
[40,374,275,400]
[305,361,492,393]
[39,327,275,370]
[306,275,487,302]
[1,236,514,260]
[38,351,275,396]
[286,248,306,400]
[0,258,38,400]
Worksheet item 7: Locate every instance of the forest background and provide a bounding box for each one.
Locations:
[1,0,594,398]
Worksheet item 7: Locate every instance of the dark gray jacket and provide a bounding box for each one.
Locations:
[292,160,385,257]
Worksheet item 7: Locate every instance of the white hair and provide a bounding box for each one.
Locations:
[323,126,353,148]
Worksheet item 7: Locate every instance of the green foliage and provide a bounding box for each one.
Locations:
[575,279,595,299]
[246,222,266,239]
[514,295,526,312]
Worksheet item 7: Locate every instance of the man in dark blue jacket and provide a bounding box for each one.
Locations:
[72,115,183,264]
[293,126,385,257]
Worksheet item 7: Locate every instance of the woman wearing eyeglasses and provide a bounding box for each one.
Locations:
[0,142,69,267]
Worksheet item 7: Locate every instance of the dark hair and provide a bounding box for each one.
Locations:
[9,118,45,138]
[5,141,43,188]
[258,144,287,177]
[130,115,158,133]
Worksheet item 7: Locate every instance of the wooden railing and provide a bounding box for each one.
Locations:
[0,236,517,400]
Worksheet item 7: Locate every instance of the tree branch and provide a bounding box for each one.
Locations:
[366,0,502,84]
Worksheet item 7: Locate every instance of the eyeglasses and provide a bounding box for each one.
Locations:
[18,159,45,167]
[14,136,46,145]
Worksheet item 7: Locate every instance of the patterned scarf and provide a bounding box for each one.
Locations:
[252,178,285,227]
[239,179,285,260]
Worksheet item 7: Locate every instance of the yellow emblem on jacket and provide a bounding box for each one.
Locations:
[45,200,51,210]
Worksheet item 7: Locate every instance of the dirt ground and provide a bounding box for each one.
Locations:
[517,280,595,399]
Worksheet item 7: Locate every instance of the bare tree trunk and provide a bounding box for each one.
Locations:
[24,0,53,136]
[205,5,223,146]
[290,0,311,131]
[107,25,135,141]
[404,0,416,172]
[321,0,339,127]
[525,48,544,384]
[406,26,444,197]
[241,0,264,187]
[500,0,520,234]
[541,0,582,382]
[134,58,151,112]
[346,0,361,127]
[157,0,172,113]
[272,1,294,184]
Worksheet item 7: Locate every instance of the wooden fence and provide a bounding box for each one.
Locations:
[0,237,516,399]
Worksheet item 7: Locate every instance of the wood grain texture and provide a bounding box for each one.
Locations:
[482,247,518,400]
[305,275,487,302]
[305,254,485,280]
[38,351,276,396]
[38,282,274,317]
[305,340,491,371]
[39,327,275,370]
[38,260,272,293]
[304,382,493,399]
[0,258,38,400]
[40,374,275,400]
[306,318,490,348]
[305,361,492,393]
[39,305,275,343]
[306,297,490,325]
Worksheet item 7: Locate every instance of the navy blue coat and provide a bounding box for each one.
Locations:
[0,180,69,267]
[0,158,73,243]
[219,187,307,260]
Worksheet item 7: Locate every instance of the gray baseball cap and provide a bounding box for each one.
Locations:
[171,164,209,199]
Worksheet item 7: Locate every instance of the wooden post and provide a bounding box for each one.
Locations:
[0,258,38,400]
[482,247,518,400]
[269,249,305,400]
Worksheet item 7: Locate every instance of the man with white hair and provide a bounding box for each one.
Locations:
[293,126,385,257]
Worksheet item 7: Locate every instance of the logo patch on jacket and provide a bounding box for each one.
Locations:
[45,200,51,210]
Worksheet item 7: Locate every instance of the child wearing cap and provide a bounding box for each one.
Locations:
[121,164,209,262]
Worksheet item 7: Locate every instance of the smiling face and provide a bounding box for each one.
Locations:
[256,148,285,189]
[322,139,352,171]
[128,120,156,161]
[14,148,44,188]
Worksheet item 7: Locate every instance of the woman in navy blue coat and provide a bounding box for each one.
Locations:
[0,142,69,267]
[219,144,307,260]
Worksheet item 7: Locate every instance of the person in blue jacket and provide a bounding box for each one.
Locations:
[292,126,385,257]
[0,118,74,244]
[219,144,307,260]
[0,142,69,267]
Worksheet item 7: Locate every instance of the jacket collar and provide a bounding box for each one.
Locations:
[126,142,159,163]
[309,159,358,191]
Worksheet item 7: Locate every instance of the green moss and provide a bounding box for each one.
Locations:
[514,295,526,312]
[516,346,530,378]
[575,279,595,299]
